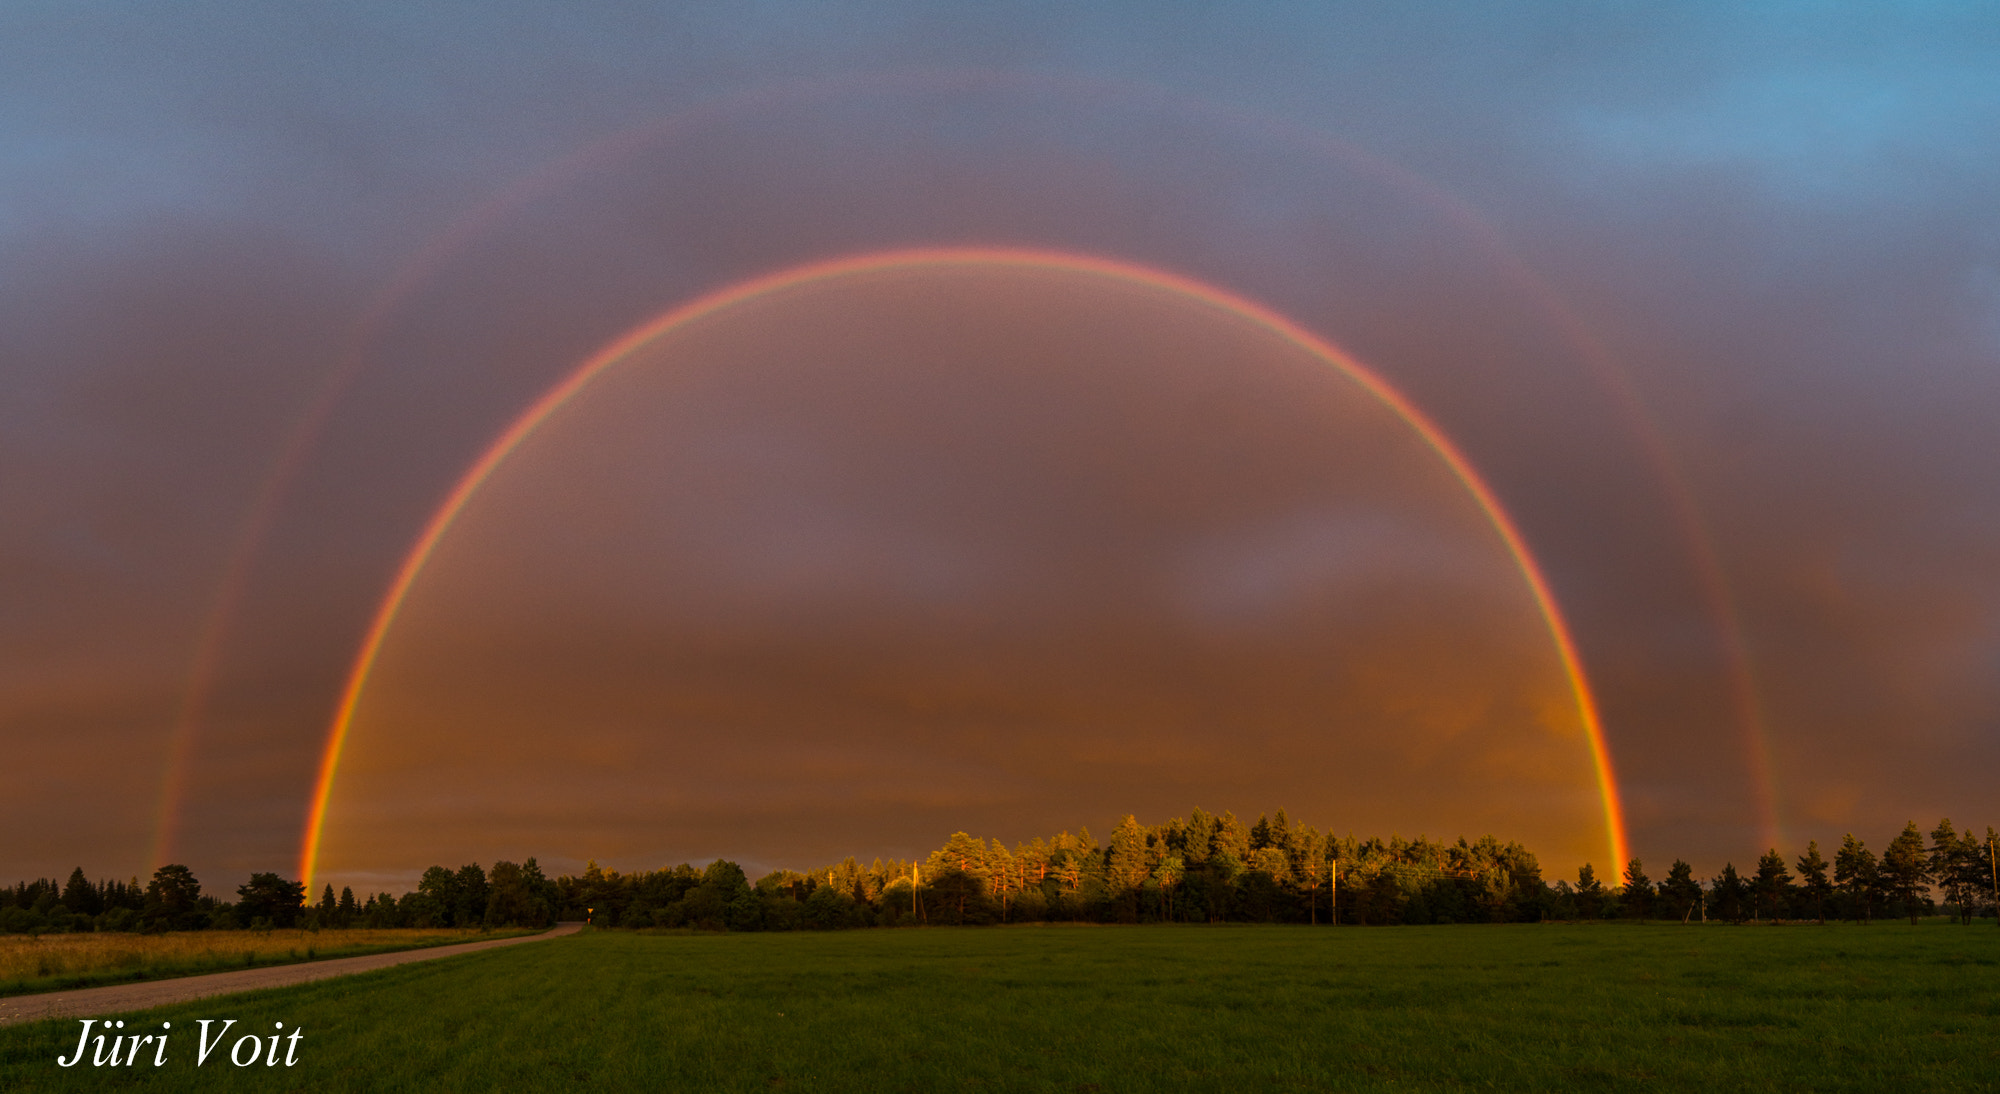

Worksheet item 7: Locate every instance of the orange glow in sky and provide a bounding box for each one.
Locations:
[306,250,1622,890]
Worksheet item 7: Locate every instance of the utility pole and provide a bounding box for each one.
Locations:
[1330,858,1338,927]
[1989,833,1997,928]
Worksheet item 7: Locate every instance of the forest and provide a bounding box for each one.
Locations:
[5,809,1995,935]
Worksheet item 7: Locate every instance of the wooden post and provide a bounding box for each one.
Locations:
[1330,858,1338,927]
[1989,834,1997,927]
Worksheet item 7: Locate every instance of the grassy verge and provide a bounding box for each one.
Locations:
[0,928,534,998]
[2,921,1996,1091]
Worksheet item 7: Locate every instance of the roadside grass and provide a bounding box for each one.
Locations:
[0,928,530,998]
[3,921,1997,1092]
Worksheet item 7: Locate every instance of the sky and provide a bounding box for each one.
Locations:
[4,2,1997,892]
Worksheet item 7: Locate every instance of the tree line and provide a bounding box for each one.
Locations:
[1630,819,2000,927]
[5,811,1994,935]
[0,859,564,935]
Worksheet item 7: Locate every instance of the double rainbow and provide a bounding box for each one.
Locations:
[298,247,1628,890]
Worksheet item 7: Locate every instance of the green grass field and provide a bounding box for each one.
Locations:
[4,922,1996,1091]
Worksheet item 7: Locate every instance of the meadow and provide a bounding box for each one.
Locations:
[0,928,528,998]
[2,921,1996,1091]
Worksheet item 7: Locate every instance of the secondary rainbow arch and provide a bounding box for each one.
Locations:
[298,246,1629,890]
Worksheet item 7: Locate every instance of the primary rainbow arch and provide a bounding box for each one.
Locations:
[298,246,1629,890]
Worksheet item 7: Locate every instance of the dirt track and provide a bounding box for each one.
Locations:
[0,922,583,1027]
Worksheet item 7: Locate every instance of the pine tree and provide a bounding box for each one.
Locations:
[1293,828,1327,925]
[1661,860,1701,923]
[1959,829,1988,925]
[1834,834,1878,922]
[1051,836,1085,895]
[925,833,989,924]
[61,868,102,917]
[1574,864,1607,920]
[1983,828,2000,927]
[1927,819,1983,924]
[1711,864,1748,923]
[1213,813,1247,861]
[236,872,304,929]
[1882,821,1931,924]
[1106,815,1150,921]
[1152,854,1185,922]
[1249,814,1274,851]
[147,865,205,928]
[1620,859,1654,922]
[987,840,1018,922]
[937,831,988,876]
[1927,819,1961,920]
[1753,849,1793,922]
[1795,841,1832,924]
[1269,808,1293,854]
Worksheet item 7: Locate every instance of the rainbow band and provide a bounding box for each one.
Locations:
[298,247,1628,890]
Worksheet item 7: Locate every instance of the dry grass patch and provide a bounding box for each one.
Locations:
[0,929,516,996]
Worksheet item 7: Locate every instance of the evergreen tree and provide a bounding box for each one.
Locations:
[61,868,102,917]
[1573,864,1607,920]
[235,872,304,929]
[1661,860,1701,923]
[1015,838,1050,887]
[1926,819,1984,924]
[987,840,1018,922]
[1795,841,1832,924]
[1882,821,1930,923]
[1834,834,1879,922]
[1947,828,1987,925]
[145,865,205,930]
[1983,828,2000,928]
[1927,819,1961,920]
[1213,813,1247,862]
[522,858,559,918]
[1105,816,1150,921]
[1248,814,1274,852]
[936,832,987,876]
[1152,854,1185,923]
[1711,864,1748,923]
[1050,835,1086,896]
[1620,859,1654,922]
[1753,849,1792,922]
[1293,828,1327,925]
[927,834,989,924]
[1976,832,1992,932]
